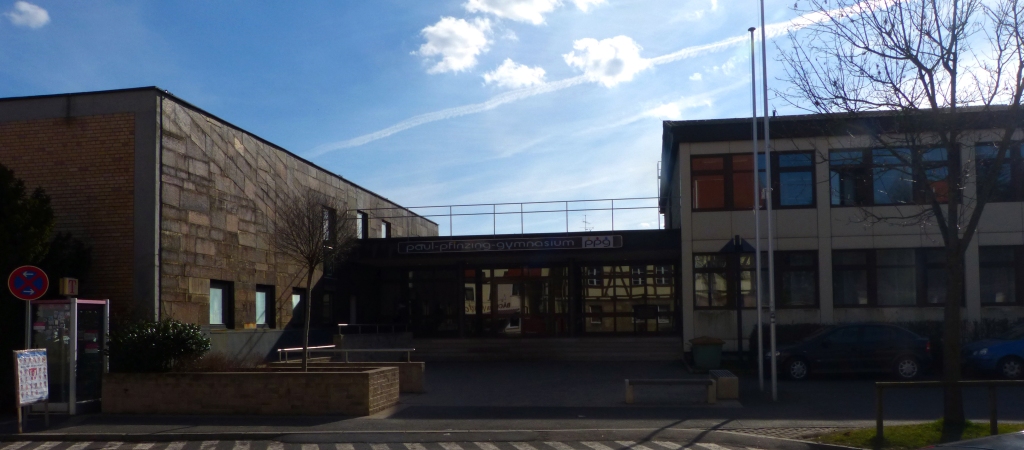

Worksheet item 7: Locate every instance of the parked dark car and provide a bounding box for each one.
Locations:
[919,431,1024,449]
[962,324,1024,379]
[763,323,932,380]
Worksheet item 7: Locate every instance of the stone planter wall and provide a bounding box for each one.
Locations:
[267,362,425,393]
[103,367,398,416]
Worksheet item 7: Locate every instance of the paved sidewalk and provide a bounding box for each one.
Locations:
[2,361,1022,447]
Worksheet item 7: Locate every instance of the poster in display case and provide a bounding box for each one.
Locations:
[25,298,109,415]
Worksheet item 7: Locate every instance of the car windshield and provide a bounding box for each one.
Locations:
[1001,325,1024,340]
[801,327,832,342]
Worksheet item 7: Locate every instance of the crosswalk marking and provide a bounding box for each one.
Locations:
[0,443,29,450]
[439,443,463,450]
[581,442,615,450]
[199,441,218,450]
[694,445,732,450]
[473,443,501,450]
[335,445,355,450]
[616,441,657,450]
[132,444,155,450]
[232,442,249,450]
[544,443,575,450]
[166,443,186,450]
[65,443,92,450]
[301,444,319,450]
[651,442,683,450]
[33,443,60,450]
[510,443,538,450]
[404,445,427,450]
[98,442,124,450]
[267,442,284,450]
[370,444,390,450]
[0,440,744,450]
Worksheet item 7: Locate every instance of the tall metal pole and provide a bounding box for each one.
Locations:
[749,26,764,393]
[759,0,778,401]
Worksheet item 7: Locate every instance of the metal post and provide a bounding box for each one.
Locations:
[758,0,777,401]
[876,385,884,444]
[990,385,998,435]
[750,26,764,393]
[69,297,78,415]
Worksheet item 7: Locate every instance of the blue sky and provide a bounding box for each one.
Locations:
[0,0,819,234]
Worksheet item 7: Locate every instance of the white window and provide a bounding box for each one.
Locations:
[255,291,267,326]
[210,286,224,325]
[356,211,367,239]
[381,221,391,238]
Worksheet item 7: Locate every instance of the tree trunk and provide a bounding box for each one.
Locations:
[302,268,314,372]
[941,246,965,442]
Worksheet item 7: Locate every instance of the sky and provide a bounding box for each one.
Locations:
[0,0,820,235]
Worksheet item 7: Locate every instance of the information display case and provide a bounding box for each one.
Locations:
[25,298,109,415]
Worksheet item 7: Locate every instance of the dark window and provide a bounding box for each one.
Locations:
[832,248,960,307]
[322,207,336,243]
[255,284,275,328]
[209,280,234,328]
[692,152,814,211]
[976,144,1024,202]
[826,326,861,344]
[863,325,892,342]
[830,148,952,206]
[694,251,818,309]
[356,211,368,239]
[980,246,1021,304]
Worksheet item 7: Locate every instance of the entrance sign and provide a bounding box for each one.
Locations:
[8,266,49,301]
[398,235,623,254]
[59,278,79,296]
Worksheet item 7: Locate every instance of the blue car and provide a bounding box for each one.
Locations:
[962,324,1024,379]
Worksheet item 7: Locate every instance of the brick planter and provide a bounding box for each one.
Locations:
[103,367,398,416]
[267,362,425,393]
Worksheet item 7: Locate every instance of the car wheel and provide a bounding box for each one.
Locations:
[786,358,810,380]
[998,356,1024,380]
[894,355,920,380]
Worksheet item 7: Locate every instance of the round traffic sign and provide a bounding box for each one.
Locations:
[8,265,48,301]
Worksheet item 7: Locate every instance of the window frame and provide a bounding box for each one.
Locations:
[690,151,816,212]
[356,211,368,239]
[209,279,235,329]
[829,147,956,207]
[255,284,276,328]
[693,251,819,310]
[831,248,958,308]
[975,143,1024,202]
[979,246,1023,305]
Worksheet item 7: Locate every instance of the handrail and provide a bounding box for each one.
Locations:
[875,380,1024,442]
[354,197,664,236]
[276,347,416,363]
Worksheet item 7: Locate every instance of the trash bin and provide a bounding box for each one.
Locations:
[689,336,725,370]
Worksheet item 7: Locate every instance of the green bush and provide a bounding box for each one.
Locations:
[107,319,211,373]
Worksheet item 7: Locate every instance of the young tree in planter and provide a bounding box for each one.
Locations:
[777,0,1024,440]
[272,187,357,371]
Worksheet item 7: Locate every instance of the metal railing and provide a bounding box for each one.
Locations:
[359,197,664,236]
[276,346,415,363]
[337,323,410,335]
[875,380,1024,441]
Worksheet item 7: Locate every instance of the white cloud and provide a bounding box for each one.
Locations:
[464,0,560,25]
[6,1,49,29]
[708,55,742,76]
[562,36,651,87]
[689,72,702,81]
[416,17,492,74]
[572,0,607,12]
[483,59,547,89]
[711,0,719,11]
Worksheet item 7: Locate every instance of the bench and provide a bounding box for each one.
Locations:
[624,378,717,404]
[709,369,738,400]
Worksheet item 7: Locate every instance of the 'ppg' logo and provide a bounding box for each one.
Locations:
[582,236,614,248]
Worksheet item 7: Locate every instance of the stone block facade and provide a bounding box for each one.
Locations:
[102,367,399,416]
[158,96,436,327]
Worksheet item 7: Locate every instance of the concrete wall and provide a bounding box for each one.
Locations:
[102,368,399,416]
[157,95,437,328]
[675,134,1024,350]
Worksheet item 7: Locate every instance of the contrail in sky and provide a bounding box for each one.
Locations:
[310,2,879,156]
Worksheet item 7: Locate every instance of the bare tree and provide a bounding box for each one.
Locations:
[778,0,1024,440]
[272,187,357,371]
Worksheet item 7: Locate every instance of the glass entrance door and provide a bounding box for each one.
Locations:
[479,267,568,337]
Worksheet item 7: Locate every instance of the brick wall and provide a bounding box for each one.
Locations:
[158,97,437,327]
[0,114,136,317]
[102,367,399,416]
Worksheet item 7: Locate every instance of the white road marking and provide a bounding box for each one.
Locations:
[34,443,61,450]
[694,445,733,450]
[544,443,575,450]
[615,442,657,450]
[335,445,355,450]
[267,442,284,450]
[301,445,319,450]
[98,442,124,450]
[651,443,683,450]
[65,444,92,450]
[198,442,218,450]
[231,442,250,450]
[474,443,502,450]
[370,444,390,450]
[0,443,29,450]
[439,444,463,450]
[581,443,614,450]
[511,443,538,450]
[165,443,186,450]
[403,445,427,450]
